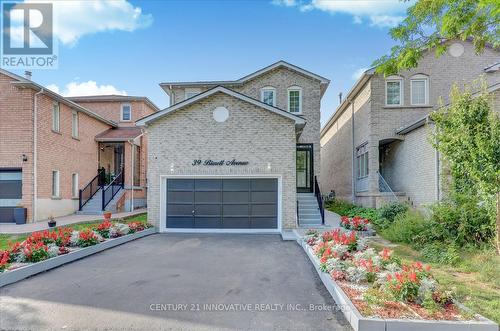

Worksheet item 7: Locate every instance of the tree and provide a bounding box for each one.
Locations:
[431,84,500,253]
[374,0,500,75]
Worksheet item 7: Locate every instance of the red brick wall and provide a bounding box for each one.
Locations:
[73,100,156,126]
[0,73,35,220]
[36,94,112,199]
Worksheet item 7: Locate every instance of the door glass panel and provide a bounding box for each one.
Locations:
[296,147,312,191]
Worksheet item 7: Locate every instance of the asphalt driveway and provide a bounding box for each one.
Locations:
[0,234,350,331]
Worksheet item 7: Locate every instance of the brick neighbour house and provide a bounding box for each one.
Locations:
[320,40,499,208]
[0,70,159,223]
[138,61,330,232]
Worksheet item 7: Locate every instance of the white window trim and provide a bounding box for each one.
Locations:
[71,111,79,138]
[185,88,201,100]
[52,102,60,132]
[385,76,404,106]
[410,75,429,106]
[121,103,132,122]
[260,86,276,107]
[72,173,79,198]
[287,86,303,114]
[52,170,60,198]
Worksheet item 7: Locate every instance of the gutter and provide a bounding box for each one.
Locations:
[33,88,44,222]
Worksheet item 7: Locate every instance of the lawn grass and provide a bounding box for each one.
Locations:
[369,239,500,324]
[0,213,148,251]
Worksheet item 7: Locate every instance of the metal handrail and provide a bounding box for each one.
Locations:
[378,173,399,202]
[78,168,105,210]
[101,170,124,210]
[314,176,325,225]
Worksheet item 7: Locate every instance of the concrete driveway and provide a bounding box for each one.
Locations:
[0,234,351,331]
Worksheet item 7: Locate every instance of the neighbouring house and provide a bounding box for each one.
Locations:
[320,40,499,208]
[0,70,159,223]
[137,61,330,233]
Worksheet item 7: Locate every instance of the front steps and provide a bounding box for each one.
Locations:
[298,193,323,227]
[76,188,125,215]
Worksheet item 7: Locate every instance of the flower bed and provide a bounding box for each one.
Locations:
[0,221,152,273]
[303,228,476,321]
[340,216,374,236]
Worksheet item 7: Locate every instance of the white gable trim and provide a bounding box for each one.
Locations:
[136,86,306,126]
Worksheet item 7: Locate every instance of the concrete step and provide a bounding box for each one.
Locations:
[299,210,321,216]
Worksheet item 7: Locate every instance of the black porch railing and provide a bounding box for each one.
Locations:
[314,176,325,225]
[101,170,124,211]
[78,168,105,211]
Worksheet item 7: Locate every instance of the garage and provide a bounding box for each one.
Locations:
[166,178,278,229]
[0,169,22,223]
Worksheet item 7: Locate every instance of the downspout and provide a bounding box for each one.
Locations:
[351,100,356,204]
[33,88,44,222]
[434,123,440,202]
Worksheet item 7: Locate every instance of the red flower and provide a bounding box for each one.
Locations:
[380,248,393,261]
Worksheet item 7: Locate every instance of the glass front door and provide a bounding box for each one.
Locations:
[296,144,313,193]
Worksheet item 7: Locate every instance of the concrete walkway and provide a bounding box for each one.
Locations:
[294,210,341,237]
[0,209,146,234]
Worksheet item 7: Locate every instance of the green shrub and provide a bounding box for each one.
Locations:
[377,202,408,228]
[420,243,460,265]
[324,199,356,216]
[381,210,429,244]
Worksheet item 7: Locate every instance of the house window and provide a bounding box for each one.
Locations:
[261,87,276,106]
[288,87,302,113]
[52,102,60,132]
[121,104,131,121]
[71,111,79,138]
[52,170,60,197]
[71,173,78,198]
[385,77,403,106]
[185,88,201,100]
[356,152,369,179]
[411,75,428,105]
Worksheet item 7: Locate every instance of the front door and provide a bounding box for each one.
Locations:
[296,144,313,193]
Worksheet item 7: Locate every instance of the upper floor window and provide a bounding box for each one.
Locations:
[287,86,302,113]
[260,86,276,106]
[385,76,403,106]
[121,104,131,121]
[410,74,429,105]
[185,88,201,100]
[52,102,60,132]
[71,111,79,138]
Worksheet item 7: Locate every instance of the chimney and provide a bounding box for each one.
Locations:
[24,71,32,80]
[339,92,343,104]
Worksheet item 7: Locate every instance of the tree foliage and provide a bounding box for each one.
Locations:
[431,84,500,251]
[374,0,500,75]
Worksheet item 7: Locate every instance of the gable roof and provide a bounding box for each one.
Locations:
[160,60,330,97]
[68,95,160,112]
[136,85,306,127]
[0,69,117,127]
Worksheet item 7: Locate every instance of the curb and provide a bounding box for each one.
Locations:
[297,239,498,331]
[0,228,157,288]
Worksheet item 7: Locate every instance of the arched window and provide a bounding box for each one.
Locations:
[410,74,429,105]
[287,86,302,113]
[260,86,276,106]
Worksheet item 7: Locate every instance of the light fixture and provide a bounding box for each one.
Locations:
[267,162,271,171]
[22,154,28,162]
[170,163,174,173]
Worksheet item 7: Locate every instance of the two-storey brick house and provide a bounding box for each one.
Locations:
[0,70,159,223]
[320,40,499,208]
[137,61,330,233]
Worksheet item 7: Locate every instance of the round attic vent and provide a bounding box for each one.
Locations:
[213,106,229,122]
[449,43,464,58]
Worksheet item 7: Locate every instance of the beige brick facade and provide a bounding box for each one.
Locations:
[321,41,499,208]
[146,92,298,229]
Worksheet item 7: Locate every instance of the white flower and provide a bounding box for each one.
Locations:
[69,231,80,246]
[14,251,26,263]
[346,266,367,283]
[47,244,59,258]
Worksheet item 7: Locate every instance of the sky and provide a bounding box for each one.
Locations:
[5,0,414,127]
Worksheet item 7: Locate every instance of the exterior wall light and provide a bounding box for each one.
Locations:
[22,154,28,162]
[170,163,174,173]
